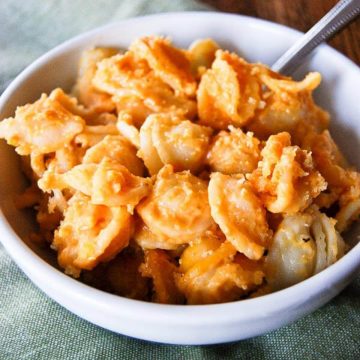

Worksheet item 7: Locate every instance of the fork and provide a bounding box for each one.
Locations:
[272,0,360,75]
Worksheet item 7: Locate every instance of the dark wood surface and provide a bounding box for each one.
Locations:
[201,0,360,64]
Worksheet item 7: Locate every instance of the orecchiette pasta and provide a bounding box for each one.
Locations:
[140,249,184,304]
[249,132,327,213]
[137,165,215,241]
[266,207,345,290]
[266,212,317,290]
[138,113,212,175]
[1,35,357,305]
[0,90,85,155]
[248,70,329,140]
[53,192,133,277]
[39,157,152,209]
[30,153,47,178]
[208,173,272,260]
[93,51,197,119]
[82,135,144,176]
[130,36,197,97]
[72,47,118,112]
[206,125,260,175]
[133,219,186,250]
[48,88,100,123]
[188,38,220,77]
[197,50,261,130]
[176,235,264,304]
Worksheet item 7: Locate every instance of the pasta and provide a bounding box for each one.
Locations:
[53,192,133,277]
[133,219,186,250]
[138,113,212,175]
[1,35,358,305]
[206,125,260,175]
[72,47,118,113]
[266,206,345,290]
[176,234,264,304]
[197,50,261,130]
[0,90,85,155]
[82,134,144,176]
[39,157,152,210]
[130,36,197,97]
[208,173,272,260]
[247,71,329,140]
[188,38,219,77]
[137,165,214,241]
[140,249,184,304]
[249,132,327,213]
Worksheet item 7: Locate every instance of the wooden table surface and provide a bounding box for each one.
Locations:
[201,0,360,64]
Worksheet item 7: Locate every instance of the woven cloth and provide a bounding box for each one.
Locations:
[0,1,359,358]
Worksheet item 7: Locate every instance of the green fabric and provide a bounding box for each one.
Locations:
[0,1,359,359]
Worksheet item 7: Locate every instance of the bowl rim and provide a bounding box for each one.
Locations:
[0,11,360,327]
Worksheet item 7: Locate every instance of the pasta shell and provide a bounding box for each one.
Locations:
[138,114,212,175]
[249,132,327,213]
[266,207,345,290]
[83,135,144,176]
[0,90,85,155]
[197,50,261,130]
[130,36,197,97]
[53,192,133,277]
[206,126,260,175]
[72,47,118,112]
[134,220,186,250]
[266,213,316,290]
[208,172,271,260]
[140,249,184,304]
[137,165,214,240]
[177,238,264,304]
[39,158,151,208]
[188,38,219,76]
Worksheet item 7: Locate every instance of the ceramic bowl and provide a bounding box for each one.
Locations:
[0,12,360,345]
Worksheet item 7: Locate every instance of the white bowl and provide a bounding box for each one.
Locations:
[0,12,360,345]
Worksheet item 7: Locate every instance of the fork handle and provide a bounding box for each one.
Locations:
[272,0,360,75]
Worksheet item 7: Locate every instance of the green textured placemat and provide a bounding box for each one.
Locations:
[0,1,359,359]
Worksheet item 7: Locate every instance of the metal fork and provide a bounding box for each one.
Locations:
[272,0,360,75]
